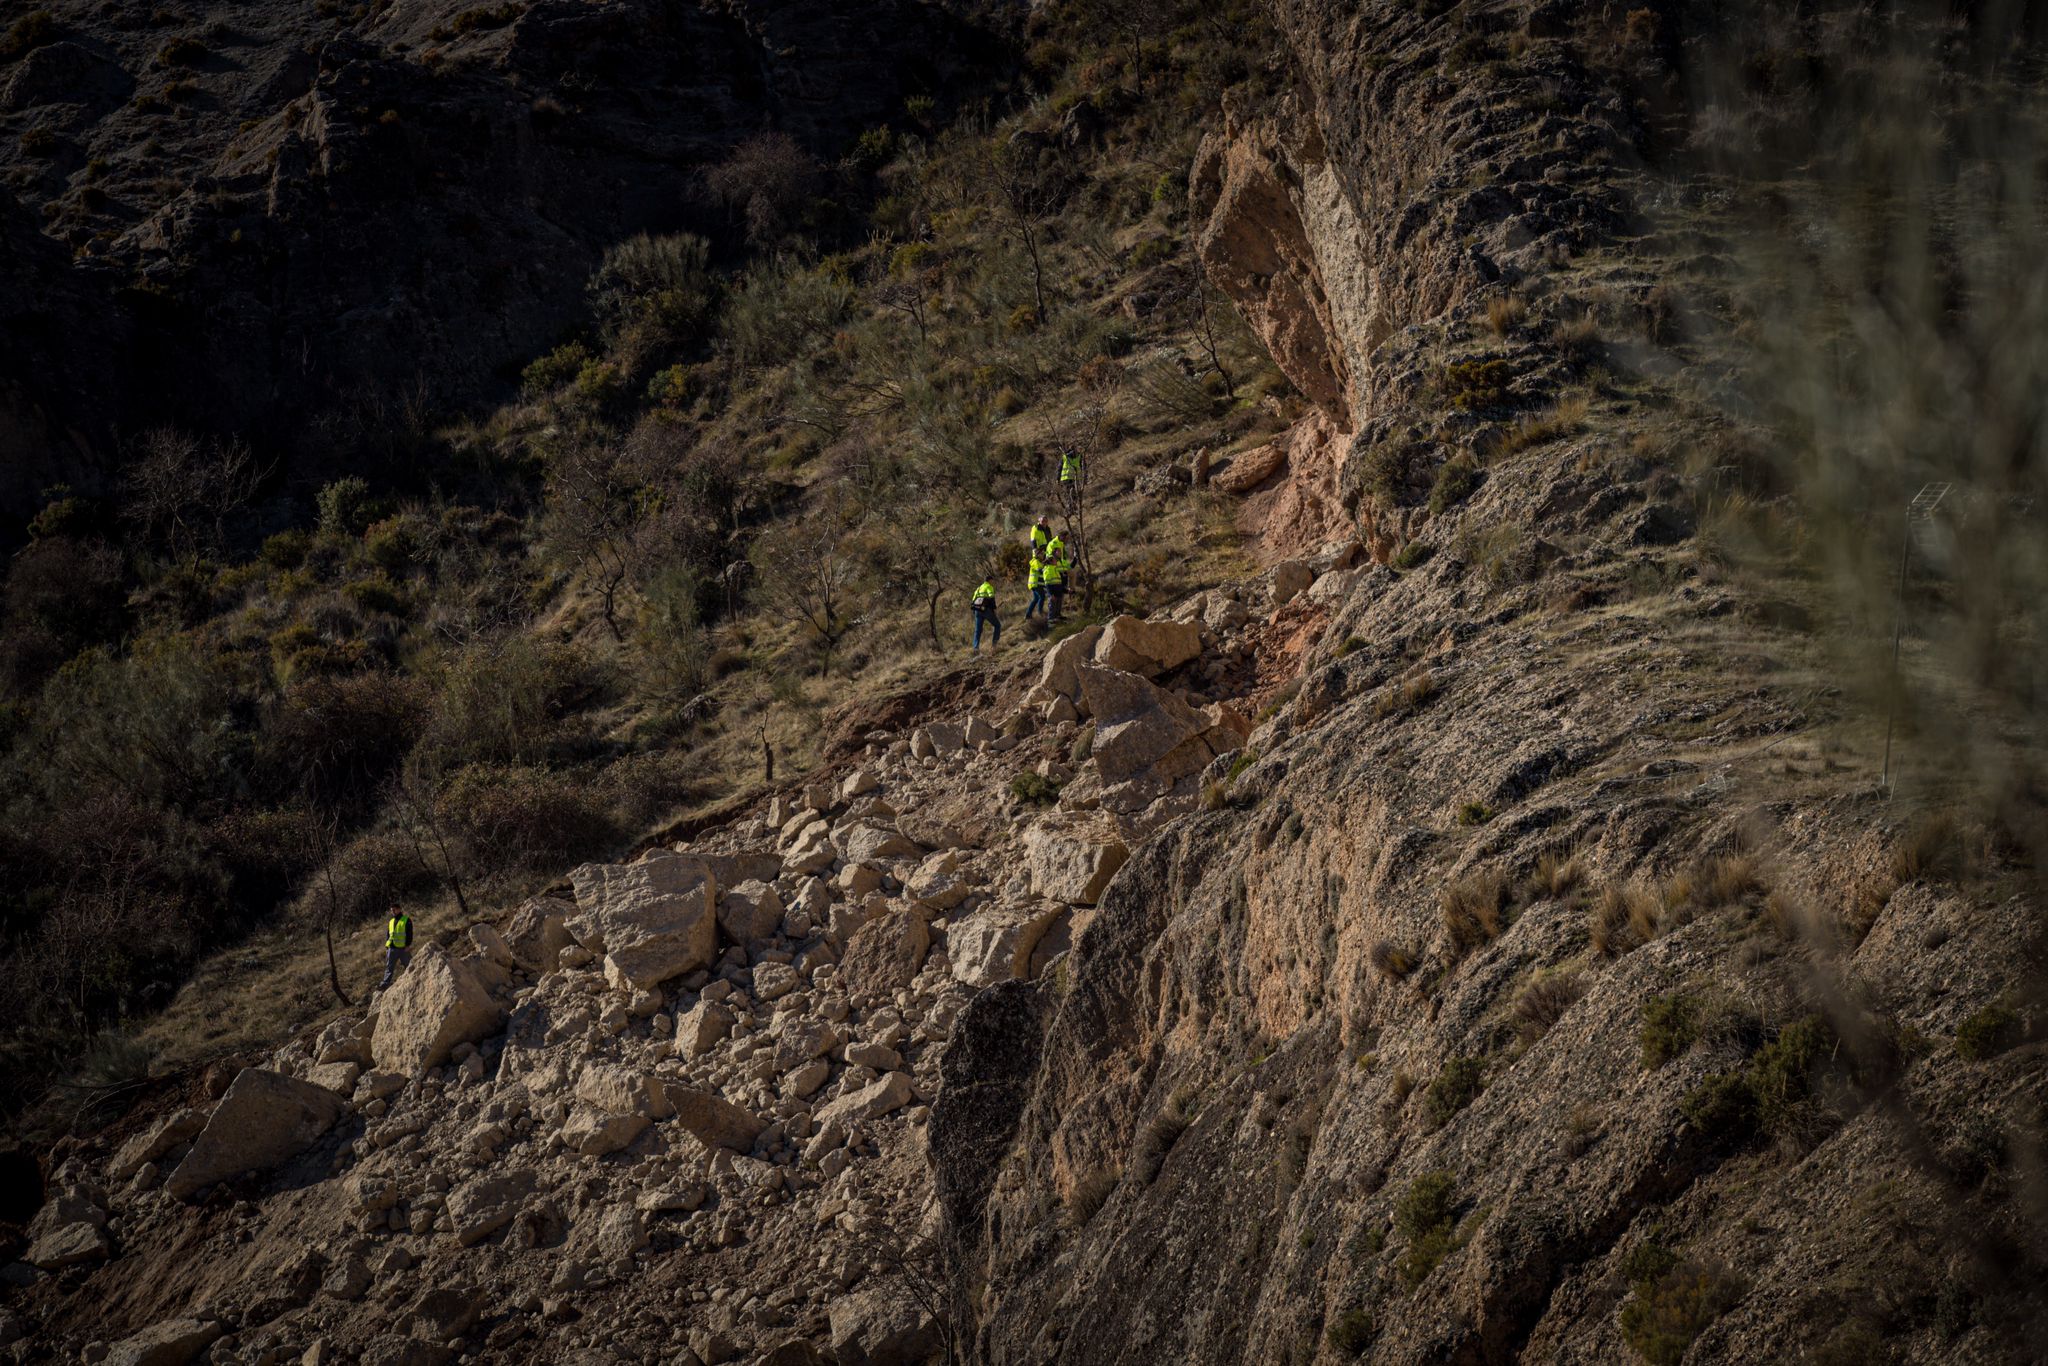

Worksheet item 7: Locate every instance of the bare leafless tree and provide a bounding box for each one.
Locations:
[754,515,859,661]
[121,427,269,557]
[979,140,1060,321]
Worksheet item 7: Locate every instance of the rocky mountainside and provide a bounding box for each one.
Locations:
[0,0,1002,525]
[6,1,2046,1364]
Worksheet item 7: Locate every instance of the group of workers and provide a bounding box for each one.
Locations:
[971,512,1074,653]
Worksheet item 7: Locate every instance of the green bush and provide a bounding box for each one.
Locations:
[1435,358,1514,410]
[1391,541,1434,571]
[1009,771,1062,805]
[571,358,622,406]
[1427,455,1481,514]
[362,513,432,574]
[1325,1308,1373,1356]
[646,364,695,409]
[343,574,409,617]
[589,232,715,342]
[261,529,313,569]
[317,477,375,537]
[1955,1004,2019,1061]
[1619,1240,1679,1288]
[1425,1056,1486,1125]
[1639,994,1699,1068]
[1454,800,1493,826]
[1679,1070,1758,1144]
[1394,1171,1458,1287]
[1620,1262,1746,1365]
[521,341,591,398]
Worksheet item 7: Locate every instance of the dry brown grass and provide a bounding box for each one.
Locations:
[1513,971,1587,1045]
[1370,939,1417,980]
[1373,669,1438,720]
[1591,881,1660,956]
[1442,871,1506,953]
[1890,811,1970,885]
[1064,1165,1121,1228]
[1527,848,1587,901]
[1491,392,1591,461]
[1485,292,1529,336]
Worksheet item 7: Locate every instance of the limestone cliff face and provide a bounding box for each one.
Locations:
[1189,3,1631,562]
[932,7,2034,1364]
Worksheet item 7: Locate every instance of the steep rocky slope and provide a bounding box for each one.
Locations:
[0,0,1001,523]
[930,4,2048,1365]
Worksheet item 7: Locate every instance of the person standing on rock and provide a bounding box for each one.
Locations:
[971,575,1002,652]
[380,907,414,989]
[1026,548,1047,620]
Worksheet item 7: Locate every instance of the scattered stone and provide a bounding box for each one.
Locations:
[102,1317,222,1366]
[1092,615,1202,677]
[814,1072,914,1129]
[444,1170,535,1246]
[562,1108,650,1157]
[675,1000,735,1059]
[838,912,931,1001]
[829,1283,940,1366]
[666,1087,766,1153]
[107,1109,205,1182]
[1022,820,1130,907]
[718,881,784,946]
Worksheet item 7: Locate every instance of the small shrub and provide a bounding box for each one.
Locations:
[1553,311,1602,356]
[1390,540,1434,571]
[1455,800,1493,826]
[1226,749,1257,782]
[1131,1092,1193,1184]
[1201,781,1227,812]
[1528,849,1585,900]
[1619,1261,1746,1365]
[1955,1004,2020,1062]
[1441,872,1505,952]
[1336,635,1367,656]
[1619,1240,1680,1288]
[1425,1056,1486,1126]
[362,512,432,573]
[18,124,58,156]
[1394,1171,1458,1287]
[1069,726,1095,764]
[1009,771,1062,805]
[521,341,591,398]
[317,476,375,536]
[1639,994,1699,1068]
[1326,1308,1374,1356]
[1427,455,1482,514]
[1680,1071,1759,1144]
[154,35,208,67]
[1373,670,1437,719]
[1370,939,1415,980]
[1513,971,1586,1045]
[1,10,57,62]
[1747,1015,1829,1132]
[343,574,408,617]
[1435,358,1515,410]
[646,364,695,409]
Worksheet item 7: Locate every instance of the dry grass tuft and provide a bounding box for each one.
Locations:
[1370,939,1417,981]
[1891,811,1970,885]
[1528,848,1586,901]
[1064,1165,1121,1229]
[1442,872,1506,953]
[1513,971,1587,1045]
[1591,881,1660,956]
[1485,292,1529,336]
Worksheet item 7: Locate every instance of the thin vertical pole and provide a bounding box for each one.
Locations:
[1881,507,1913,790]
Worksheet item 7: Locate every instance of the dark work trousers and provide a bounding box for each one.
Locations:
[972,605,1001,650]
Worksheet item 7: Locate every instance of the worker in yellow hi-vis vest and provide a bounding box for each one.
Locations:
[380,907,414,989]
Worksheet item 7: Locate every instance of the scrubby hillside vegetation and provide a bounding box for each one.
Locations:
[3,0,2047,1362]
[0,0,1286,1114]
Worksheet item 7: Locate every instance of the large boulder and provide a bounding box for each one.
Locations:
[665,1086,765,1153]
[25,1191,111,1269]
[567,854,719,992]
[1026,625,1106,707]
[504,896,574,972]
[103,1318,222,1366]
[948,905,1070,987]
[1073,664,1214,785]
[371,949,505,1075]
[1023,820,1130,906]
[718,880,784,946]
[165,1070,347,1200]
[829,1282,941,1366]
[838,911,931,1001]
[1092,615,1202,678]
